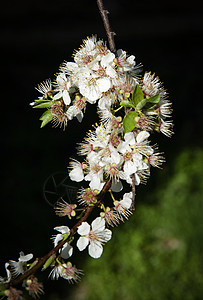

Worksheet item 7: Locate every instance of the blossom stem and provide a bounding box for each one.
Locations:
[96,0,116,53]
[113,106,123,113]
[6,179,112,288]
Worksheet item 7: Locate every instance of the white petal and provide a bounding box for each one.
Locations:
[63,90,71,105]
[5,263,11,282]
[124,132,136,144]
[103,229,112,242]
[101,52,115,67]
[19,253,33,262]
[136,131,150,143]
[91,217,105,232]
[69,167,84,182]
[134,173,141,185]
[97,77,111,93]
[105,65,117,78]
[61,243,73,259]
[79,82,100,102]
[54,226,70,234]
[53,234,63,247]
[76,112,83,122]
[77,222,91,235]
[111,179,123,192]
[120,192,133,209]
[88,242,103,258]
[77,236,89,251]
[53,91,63,100]
[124,160,137,176]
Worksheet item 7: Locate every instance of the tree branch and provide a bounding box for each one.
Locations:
[96,0,116,53]
[6,179,112,288]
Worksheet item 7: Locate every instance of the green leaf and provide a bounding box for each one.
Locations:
[34,99,50,103]
[132,84,144,106]
[120,101,136,109]
[136,98,147,110]
[39,110,53,128]
[147,94,160,104]
[33,101,53,109]
[143,102,157,110]
[123,111,138,133]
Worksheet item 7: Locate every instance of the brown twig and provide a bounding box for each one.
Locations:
[96,0,116,53]
[130,174,136,210]
[6,179,112,288]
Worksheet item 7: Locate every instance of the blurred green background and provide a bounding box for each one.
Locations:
[1,0,202,299]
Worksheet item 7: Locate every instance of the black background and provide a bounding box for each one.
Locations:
[1,0,202,297]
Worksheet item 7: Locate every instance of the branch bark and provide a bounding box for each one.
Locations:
[96,0,116,53]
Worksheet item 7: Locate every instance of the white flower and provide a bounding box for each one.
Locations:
[35,79,52,99]
[53,226,73,259]
[114,192,133,220]
[142,72,166,99]
[78,69,111,103]
[53,72,72,105]
[159,119,174,137]
[100,52,117,78]
[85,165,104,191]
[66,105,84,122]
[116,49,136,72]
[76,217,112,258]
[9,252,33,278]
[49,262,82,283]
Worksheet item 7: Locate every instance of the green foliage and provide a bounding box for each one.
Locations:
[123,111,138,133]
[33,101,53,109]
[132,84,144,106]
[74,149,203,300]
[39,110,53,128]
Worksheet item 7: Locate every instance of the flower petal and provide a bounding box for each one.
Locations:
[97,77,111,93]
[19,253,33,262]
[91,217,105,232]
[69,167,84,182]
[53,234,63,247]
[77,236,89,251]
[63,90,71,105]
[61,243,73,259]
[103,229,112,242]
[54,226,70,234]
[136,131,150,143]
[77,222,90,236]
[88,242,103,258]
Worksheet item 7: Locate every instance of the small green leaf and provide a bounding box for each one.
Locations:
[123,111,138,133]
[136,98,147,110]
[33,101,53,109]
[132,84,144,106]
[39,110,53,128]
[147,94,160,104]
[120,101,136,109]
[34,99,50,103]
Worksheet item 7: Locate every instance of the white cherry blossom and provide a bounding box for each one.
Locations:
[76,217,112,258]
[53,226,73,259]
[53,72,72,105]
[9,252,33,278]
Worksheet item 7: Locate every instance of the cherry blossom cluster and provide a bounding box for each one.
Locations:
[0,36,173,299]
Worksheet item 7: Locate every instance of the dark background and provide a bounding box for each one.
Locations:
[1,0,202,298]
